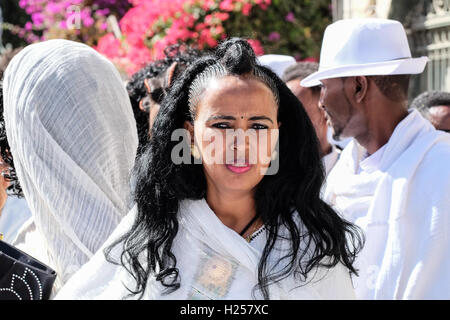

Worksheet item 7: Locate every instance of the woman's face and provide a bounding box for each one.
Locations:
[185,75,280,195]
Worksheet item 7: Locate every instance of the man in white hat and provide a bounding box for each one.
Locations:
[301,18,450,299]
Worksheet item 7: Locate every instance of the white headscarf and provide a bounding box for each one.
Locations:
[2,39,138,288]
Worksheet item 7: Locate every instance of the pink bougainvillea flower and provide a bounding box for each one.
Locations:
[246,39,264,56]
[96,33,122,59]
[285,11,295,23]
[31,13,44,26]
[242,3,252,16]
[17,0,276,76]
[24,22,33,31]
[268,31,280,41]
[219,0,235,11]
[301,57,319,63]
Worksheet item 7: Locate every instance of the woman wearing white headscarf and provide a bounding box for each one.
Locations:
[2,39,138,293]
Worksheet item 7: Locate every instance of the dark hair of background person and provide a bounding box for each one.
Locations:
[0,47,24,197]
[282,61,320,93]
[106,38,364,300]
[0,81,23,198]
[126,45,204,153]
[0,47,23,77]
[410,90,450,119]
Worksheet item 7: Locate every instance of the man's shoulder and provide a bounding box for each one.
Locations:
[420,132,450,163]
[413,132,450,182]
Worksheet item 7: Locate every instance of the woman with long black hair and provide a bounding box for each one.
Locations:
[56,38,363,300]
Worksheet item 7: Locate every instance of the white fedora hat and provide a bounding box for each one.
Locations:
[300,18,428,87]
[257,54,296,78]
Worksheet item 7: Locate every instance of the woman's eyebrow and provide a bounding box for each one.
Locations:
[248,116,273,123]
[206,115,274,123]
[207,115,236,121]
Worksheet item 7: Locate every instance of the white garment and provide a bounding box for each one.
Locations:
[358,144,387,174]
[56,199,356,300]
[324,110,450,299]
[0,196,31,243]
[257,54,296,79]
[322,145,341,176]
[3,40,138,291]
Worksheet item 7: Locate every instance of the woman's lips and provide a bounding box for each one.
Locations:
[225,162,252,174]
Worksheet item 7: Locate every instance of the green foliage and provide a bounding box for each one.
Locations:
[1,0,33,48]
[224,0,332,59]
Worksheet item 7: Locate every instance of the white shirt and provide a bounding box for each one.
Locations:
[357,144,387,174]
[322,145,341,176]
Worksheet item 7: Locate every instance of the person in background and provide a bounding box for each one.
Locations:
[411,90,450,133]
[3,39,138,294]
[283,62,341,175]
[0,81,32,244]
[0,47,32,244]
[257,54,296,79]
[127,45,203,153]
[0,5,3,49]
[301,18,450,299]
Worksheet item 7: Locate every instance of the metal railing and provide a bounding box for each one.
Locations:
[409,0,450,96]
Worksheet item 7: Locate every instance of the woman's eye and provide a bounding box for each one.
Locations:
[251,123,268,130]
[212,122,231,129]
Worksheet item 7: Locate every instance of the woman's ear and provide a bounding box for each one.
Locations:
[354,76,368,103]
[183,120,194,143]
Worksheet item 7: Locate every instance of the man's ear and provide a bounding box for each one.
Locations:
[165,62,178,87]
[354,76,368,103]
[139,96,151,112]
[183,120,194,143]
[144,78,152,94]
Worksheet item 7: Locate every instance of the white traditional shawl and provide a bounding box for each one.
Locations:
[55,199,356,300]
[324,110,450,299]
[2,40,138,290]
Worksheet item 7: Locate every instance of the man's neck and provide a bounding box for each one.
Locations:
[355,103,409,156]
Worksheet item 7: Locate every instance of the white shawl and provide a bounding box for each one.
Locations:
[55,199,355,300]
[324,110,450,299]
[3,40,138,290]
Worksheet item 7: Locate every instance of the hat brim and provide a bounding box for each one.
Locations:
[300,56,428,87]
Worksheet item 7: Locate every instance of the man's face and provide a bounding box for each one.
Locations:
[319,77,364,140]
[428,105,450,133]
[286,80,324,137]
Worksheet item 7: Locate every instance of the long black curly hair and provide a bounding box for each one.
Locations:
[126,44,204,153]
[107,38,363,299]
[0,80,23,197]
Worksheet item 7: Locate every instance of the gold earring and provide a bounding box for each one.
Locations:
[271,150,278,160]
[191,144,201,160]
